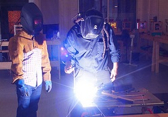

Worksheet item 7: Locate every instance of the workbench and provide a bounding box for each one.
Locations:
[70,88,164,116]
[140,34,168,73]
[96,88,163,114]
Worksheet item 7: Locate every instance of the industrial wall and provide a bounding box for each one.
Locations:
[136,0,168,33]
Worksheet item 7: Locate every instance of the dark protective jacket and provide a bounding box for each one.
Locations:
[63,23,119,73]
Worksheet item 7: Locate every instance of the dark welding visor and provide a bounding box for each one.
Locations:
[80,15,104,39]
[21,3,43,35]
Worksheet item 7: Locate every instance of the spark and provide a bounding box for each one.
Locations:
[116,64,152,80]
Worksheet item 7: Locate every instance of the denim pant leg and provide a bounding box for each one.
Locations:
[95,69,113,90]
[16,84,42,117]
[29,84,42,117]
[16,85,31,117]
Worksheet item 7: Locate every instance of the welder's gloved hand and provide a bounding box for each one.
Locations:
[110,68,117,82]
[64,61,74,74]
[15,79,29,96]
[45,81,52,93]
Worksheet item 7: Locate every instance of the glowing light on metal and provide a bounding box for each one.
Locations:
[74,78,97,107]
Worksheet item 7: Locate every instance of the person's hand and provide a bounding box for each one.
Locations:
[15,79,29,96]
[45,81,52,93]
[110,68,117,82]
[64,61,74,74]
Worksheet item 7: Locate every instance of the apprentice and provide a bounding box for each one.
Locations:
[8,3,52,117]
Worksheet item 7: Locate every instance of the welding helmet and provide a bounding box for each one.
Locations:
[80,9,104,39]
[21,3,43,35]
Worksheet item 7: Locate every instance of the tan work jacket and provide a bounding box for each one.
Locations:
[8,30,51,86]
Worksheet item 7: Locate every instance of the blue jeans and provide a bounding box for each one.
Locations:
[16,84,42,117]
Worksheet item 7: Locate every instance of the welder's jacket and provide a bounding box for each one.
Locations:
[63,23,119,73]
[8,30,51,87]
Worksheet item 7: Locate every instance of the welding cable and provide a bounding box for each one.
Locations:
[146,108,153,114]
[142,107,153,114]
[141,94,154,114]
[103,23,110,49]
[75,18,84,24]
[101,26,106,59]
[101,23,110,58]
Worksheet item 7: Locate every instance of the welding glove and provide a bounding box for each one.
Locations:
[15,79,29,96]
[45,81,52,93]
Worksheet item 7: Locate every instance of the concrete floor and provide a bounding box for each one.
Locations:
[1,58,168,117]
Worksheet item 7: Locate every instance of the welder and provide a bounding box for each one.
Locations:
[63,9,119,90]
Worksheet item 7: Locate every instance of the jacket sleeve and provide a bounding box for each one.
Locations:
[106,23,120,63]
[41,40,51,81]
[8,36,24,83]
[63,30,77,66]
